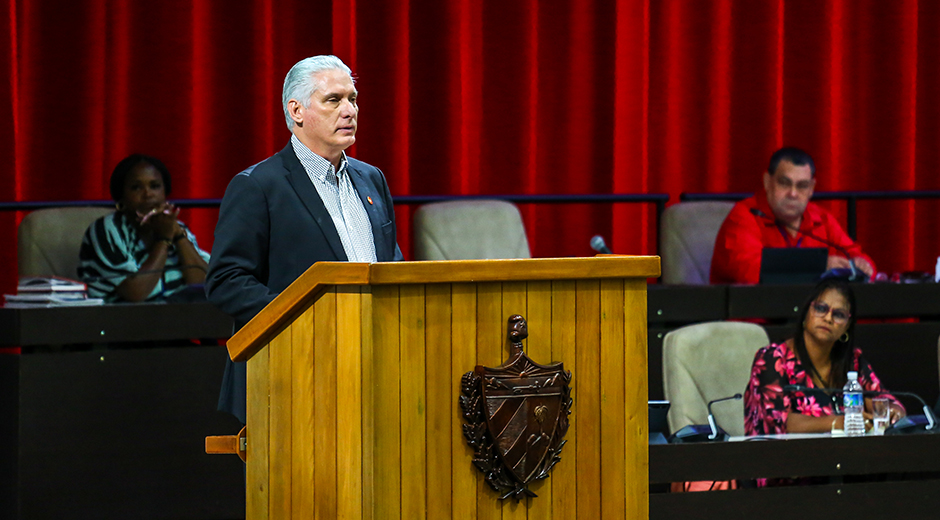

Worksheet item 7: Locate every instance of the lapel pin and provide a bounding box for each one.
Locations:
[367,196,373,205]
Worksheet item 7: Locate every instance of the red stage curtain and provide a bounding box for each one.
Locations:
[2,0,939,295]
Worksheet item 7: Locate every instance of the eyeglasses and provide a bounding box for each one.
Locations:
[774,176,814,193]
[811,301,851,324]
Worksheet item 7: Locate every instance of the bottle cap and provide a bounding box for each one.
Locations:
[847,371,858,380]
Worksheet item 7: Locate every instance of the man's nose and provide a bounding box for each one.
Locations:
[339,99,356,116]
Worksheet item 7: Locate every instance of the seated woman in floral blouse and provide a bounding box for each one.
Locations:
[744,279,905,437]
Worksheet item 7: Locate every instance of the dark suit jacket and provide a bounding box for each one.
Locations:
[206,142,403,422]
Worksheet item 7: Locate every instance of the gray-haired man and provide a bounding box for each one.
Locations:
[207,55,402,422]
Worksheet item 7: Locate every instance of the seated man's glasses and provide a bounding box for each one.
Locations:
[811,301,851,324]
[775,176,814,192]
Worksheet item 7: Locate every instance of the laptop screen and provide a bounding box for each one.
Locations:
[649,400,670,433]
[649,400,671,444]
[759,247,827,285]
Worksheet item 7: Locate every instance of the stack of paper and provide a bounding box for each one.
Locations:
[3,277,104,308]
[17,276,88,293]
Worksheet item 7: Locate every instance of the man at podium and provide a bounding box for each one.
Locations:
[206,55,403,423]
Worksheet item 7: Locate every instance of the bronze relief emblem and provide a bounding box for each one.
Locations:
[460,315,573,500]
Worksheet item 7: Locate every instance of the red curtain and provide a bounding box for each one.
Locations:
[3,0,939,294]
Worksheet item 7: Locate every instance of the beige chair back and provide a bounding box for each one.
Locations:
[663,321,769,437]
[660,201,735,284]
[413,199,531,260]
[17,206,114,279]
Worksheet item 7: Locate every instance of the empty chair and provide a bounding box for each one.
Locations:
[663,321,769,437]
[17,206,114,279]
[660,201,735,284]
[413,199,531,260]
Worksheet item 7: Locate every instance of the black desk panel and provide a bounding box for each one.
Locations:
[0,302,242,520]
[1,347,244,520]
[728,282,940,320]
[650,434,940,520]
[0,302,234,346]
[647,284,726,325]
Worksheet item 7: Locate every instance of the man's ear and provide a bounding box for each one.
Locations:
[762,171,773,194]
[288,99,304,127]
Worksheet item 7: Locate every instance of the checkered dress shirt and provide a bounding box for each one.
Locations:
[291,135,377,262]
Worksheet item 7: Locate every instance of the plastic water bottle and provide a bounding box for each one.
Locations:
[843,371,865,437]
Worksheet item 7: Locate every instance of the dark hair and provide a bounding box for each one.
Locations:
[109,154,172,202]
[768,147,816,177]
[792,279,856,390]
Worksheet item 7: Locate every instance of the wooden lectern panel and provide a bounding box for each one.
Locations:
[245,274,649,520]
[336,287,365,520]
[291,306,315,518]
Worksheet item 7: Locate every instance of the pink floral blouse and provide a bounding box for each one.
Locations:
[744,341,903,436]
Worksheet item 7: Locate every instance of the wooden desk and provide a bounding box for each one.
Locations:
[0,302,242,520]
[650,433,940,520]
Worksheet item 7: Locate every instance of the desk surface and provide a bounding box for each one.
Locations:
[0,302,234,346]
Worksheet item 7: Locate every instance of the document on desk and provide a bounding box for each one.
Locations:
[3,294,105,308]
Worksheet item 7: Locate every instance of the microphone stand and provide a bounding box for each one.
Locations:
[783,384,937,433]
[668,394,742,443]
[707,394,742,440]
[873,390,938,433]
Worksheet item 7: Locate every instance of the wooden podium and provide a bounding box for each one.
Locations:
[220,256,659,519]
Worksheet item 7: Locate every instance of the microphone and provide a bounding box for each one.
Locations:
[783,384,936,433]
[590,235,613,255]
[748,207,867,282]
[707,393,743,440]
[668,393,743,443]
[877,390,937,434]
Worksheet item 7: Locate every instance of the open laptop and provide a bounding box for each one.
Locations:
[759,247,828,285]
[649,400,671,444]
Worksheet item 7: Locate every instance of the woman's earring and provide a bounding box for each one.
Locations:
[115,201,124,211]
[840,332,850,343]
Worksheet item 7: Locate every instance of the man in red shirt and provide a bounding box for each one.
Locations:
[710,147,875,284]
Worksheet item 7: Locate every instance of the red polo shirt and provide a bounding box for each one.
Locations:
[709,194,875,284]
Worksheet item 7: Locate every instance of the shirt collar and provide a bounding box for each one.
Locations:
[291,134,348,183]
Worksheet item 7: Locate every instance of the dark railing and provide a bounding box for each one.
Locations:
[0,194,671,255]
[0,194,672,224]
[5,190,938,243]
[0,199,223,211]
[0,193,670,209]
[680,190,940,240]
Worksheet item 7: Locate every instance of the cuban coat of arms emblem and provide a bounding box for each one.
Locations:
[460,315,573,500]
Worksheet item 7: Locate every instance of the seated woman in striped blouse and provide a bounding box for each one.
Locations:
[78,154,210,302]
